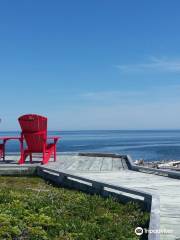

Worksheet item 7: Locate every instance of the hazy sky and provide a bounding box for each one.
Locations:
[1,0,180,130]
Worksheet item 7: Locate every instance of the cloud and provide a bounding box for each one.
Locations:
[81,90,145,101]
[116,57,180,73]
[49,101,180,130]
[81,84,180,101]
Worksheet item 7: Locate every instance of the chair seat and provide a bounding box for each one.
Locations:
[26,144,55,153]
[24,145,54,153]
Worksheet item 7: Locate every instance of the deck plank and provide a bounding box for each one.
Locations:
[101,157,113,171]
[76,157,95,171]
[88,157,104,171]
[112,158,124,170]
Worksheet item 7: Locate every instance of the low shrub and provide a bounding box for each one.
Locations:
[0,177,149,240]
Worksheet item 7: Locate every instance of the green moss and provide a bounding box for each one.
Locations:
[0,177,149,240]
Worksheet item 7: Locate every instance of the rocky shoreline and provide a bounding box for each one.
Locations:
[134,159,180,171]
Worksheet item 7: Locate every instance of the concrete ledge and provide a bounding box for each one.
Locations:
[0,165,37,176]
[78,152,123,158]
[126,154,180,179]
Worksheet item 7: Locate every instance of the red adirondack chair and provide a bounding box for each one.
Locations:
[18,114,60,164]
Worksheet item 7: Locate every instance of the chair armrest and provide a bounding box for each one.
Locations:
[47,136,60,140]
[0,136,21,140]
[0,136,21,143]
[47,136,60,144]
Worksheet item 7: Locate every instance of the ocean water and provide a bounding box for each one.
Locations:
[1,130,180,161]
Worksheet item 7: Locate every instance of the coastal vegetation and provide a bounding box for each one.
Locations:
[0,176,149,240]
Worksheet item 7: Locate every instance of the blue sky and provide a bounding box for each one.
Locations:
[0,0,180,130]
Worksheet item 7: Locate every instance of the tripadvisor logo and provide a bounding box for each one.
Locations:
[135,227,173,236]
[135,227,143,236]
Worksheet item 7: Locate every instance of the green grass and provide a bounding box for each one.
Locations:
[0,177,149,240]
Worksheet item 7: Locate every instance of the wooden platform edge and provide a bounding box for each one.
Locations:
[37,164,160,240]
[126,154,180,179]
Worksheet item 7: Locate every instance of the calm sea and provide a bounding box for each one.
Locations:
[1,130,180,161]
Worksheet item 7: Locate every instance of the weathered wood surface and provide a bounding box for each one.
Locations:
[45,155,180,240]
[77,171,180,240]
[2,155,127,171]
[46,155,127,172]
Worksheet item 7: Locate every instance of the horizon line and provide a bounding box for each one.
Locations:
[1,128,180,132]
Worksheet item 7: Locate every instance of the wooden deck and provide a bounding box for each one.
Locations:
[46,155,180,240]
[2,154,128,171]
[1,154,180,240]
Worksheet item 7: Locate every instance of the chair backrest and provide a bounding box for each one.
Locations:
[18,114,47,152]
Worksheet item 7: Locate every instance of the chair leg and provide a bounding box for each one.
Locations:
[54,146,56,162]
[30,153,32,163]
[42,154,48,165]
[0,149,2,160]
[18,151,28,164]
[19,137,24,164]
[42,149,53,165]
[2,143,5,161]
[0,144,3,160]
[18,152,25,164]
[42,150,45,165]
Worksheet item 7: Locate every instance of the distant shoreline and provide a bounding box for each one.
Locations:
[1,130,180,162]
